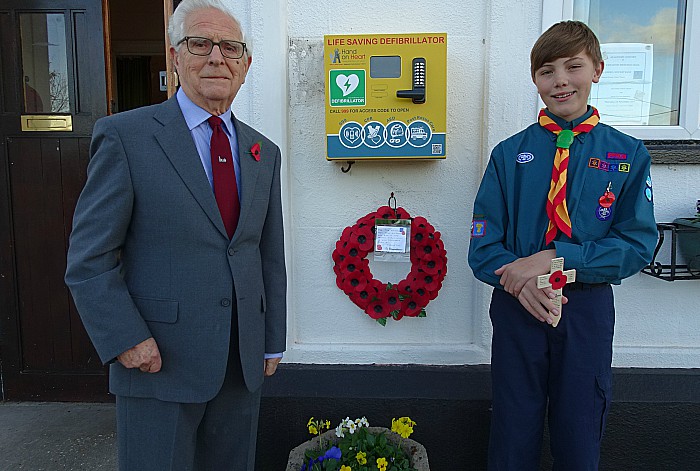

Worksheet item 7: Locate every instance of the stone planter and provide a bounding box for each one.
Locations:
[286,427,429,471]
[673,217,700,275]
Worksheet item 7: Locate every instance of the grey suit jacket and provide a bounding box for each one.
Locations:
[65,96,286,402]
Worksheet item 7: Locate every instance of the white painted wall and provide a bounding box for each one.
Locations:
[241,0,700,368]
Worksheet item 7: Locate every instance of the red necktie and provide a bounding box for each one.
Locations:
[539,108,599,244]
[208,116,240,239]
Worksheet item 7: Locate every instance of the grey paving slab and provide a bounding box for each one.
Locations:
[0,402,116,471]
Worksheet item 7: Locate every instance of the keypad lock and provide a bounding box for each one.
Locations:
[397,58,426,104]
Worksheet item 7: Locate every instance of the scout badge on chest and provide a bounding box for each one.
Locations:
[596,182,615,221]
[537,257,576,327]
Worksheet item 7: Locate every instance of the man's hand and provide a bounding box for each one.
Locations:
[117,337,162,373]
[495,249,556,297]
[264,357,281,377]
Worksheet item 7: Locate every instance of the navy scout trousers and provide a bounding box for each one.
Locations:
[488,283,614,471]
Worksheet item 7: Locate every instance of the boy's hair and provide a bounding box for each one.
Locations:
[530,21,602,79]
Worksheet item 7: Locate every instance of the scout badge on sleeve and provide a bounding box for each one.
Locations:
[471,217,486,238]
[596,182,615,221]
[537,257,576,327]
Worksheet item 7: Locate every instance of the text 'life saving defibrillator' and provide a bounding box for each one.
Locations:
[324,33,447,161]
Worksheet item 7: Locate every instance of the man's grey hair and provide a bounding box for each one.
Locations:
[168,0,252,57]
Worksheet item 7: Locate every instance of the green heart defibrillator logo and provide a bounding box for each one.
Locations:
[330,69,366,107]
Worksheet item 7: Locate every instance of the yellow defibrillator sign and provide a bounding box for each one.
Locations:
[324,33,447,160]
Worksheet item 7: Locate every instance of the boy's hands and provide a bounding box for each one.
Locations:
[512,277,565,324]
[495,249,556,296]
[495,249,567,323]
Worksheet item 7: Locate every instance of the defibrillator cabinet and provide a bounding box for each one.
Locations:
[324,33,447,160]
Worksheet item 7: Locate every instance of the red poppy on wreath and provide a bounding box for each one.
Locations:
[417,273,441,292]
[402,297,423,317]
[413,239,435,259]
[350,282,379,310]
[420,252,444,275]
[410,225,430,248]
[365,295,389,319]
[355,215,374,228]
[349,224,374,252]
[340,267,370,295]
[383,288,403,319]
[427,283,442,301]
[397,278,414,296]
[549,270,567,290]
[249,141,261,161]
[337,258,369,286]
[365,288,402,321]
[332,205,447,325]
[375,205,409,220]
[408,279,431,306]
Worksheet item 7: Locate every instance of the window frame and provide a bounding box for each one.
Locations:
[541,0,700,141]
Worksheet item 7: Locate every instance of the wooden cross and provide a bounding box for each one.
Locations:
[536,257,576,327]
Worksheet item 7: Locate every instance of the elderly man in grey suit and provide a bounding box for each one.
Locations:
[65,0,286,469]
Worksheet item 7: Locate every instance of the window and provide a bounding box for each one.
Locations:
[542,0,700,140]
[19,13,70,114]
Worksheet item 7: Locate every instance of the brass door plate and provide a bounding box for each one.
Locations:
[21,115,73,132]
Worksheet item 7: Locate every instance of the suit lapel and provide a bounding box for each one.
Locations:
[232,115,261,242]
[153,97,228,238]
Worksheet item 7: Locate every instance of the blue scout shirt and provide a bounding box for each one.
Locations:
[468,107,657,287]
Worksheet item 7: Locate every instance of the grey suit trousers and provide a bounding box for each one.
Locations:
[116,303,261,471]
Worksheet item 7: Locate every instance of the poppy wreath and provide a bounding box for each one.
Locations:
[332,205,447,326]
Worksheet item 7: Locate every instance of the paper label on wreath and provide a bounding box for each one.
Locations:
[374,219,411,262]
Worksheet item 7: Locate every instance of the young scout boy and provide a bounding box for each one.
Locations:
[468,21,657,470]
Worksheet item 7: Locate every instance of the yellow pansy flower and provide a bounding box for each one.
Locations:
[356,450,367,465]
[306,417,318,435]
[391,416,417,438]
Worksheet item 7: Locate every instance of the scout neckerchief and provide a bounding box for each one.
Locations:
[539,107,600,244]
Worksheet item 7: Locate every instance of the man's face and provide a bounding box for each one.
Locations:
[171,8,251,115]
[533,50,603,122]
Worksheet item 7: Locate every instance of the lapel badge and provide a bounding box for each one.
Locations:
[606,152,627,160]
[516,152,534,163]
[596,182,615,221]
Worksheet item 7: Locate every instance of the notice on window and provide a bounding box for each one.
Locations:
[590,43,653,125]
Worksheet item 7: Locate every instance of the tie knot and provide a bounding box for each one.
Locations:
[208,116,223,129]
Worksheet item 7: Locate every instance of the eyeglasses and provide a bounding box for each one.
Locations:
[177,36,247,59]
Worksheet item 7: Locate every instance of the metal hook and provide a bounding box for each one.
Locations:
[388,192,398,218]
[340,161,354,173]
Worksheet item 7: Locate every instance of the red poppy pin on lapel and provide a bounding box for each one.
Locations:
[250,141,261,161]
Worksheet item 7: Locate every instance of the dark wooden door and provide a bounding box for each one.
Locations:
[0,0,110,401]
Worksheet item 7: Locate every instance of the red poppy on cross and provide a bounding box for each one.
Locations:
[536,257,576,327]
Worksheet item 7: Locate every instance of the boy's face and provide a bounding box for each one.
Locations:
[533,50,604,122]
